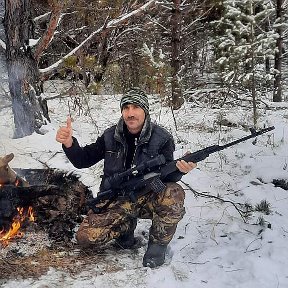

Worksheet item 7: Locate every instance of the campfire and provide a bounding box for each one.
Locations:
[0,153,34,245]
[0,162,35,245]
[0,153,92,247]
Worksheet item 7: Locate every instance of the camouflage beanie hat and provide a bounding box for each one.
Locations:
[120,88,149,114]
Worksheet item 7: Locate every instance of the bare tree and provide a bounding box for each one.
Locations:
[4,0,45,138]
[39,1,158,72]
[170,0,184,109]
[3,0,157,137]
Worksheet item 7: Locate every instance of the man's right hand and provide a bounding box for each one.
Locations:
[56,117,73,148]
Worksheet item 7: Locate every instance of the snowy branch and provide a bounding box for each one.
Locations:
[34,12,51,22]
[283,0,288,10]
[40,0,158,74]
[147,15,169,32]
[183,6,214,33]
[0,38,6,50]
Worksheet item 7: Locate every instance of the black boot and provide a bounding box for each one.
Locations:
[115,230,137,249]
[115,217,137,249]
[142,242,167,268]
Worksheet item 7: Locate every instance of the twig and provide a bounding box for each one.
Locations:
[245,237,262,253]
[180,180,253,222]
[170,106,178,131]
[0,104,11,109]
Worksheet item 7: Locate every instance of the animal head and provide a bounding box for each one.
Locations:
[0,153,17,185]
[0,153,30,187]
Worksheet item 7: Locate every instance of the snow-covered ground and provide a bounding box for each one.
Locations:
[1,81,288,287]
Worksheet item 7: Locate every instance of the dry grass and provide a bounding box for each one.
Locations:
[0,244,123,280]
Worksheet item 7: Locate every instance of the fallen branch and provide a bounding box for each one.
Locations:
[180,180,253,222]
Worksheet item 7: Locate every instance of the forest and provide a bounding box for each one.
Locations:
[1,1,288,287]
[1,0,287,138]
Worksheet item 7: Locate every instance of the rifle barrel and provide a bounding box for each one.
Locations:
[160,126,275,179]
[219,126,275,151]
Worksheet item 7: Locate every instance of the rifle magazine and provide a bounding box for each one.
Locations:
[149,177,166,194]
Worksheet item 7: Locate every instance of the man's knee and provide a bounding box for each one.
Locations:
[160,182,185,205]
[76,218,111,247]
[76,228,92,247]
[152,182,185,221]
[76,209,134,247]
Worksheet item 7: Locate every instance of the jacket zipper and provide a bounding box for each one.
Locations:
[131,137,138,168]
[123,141,128,169]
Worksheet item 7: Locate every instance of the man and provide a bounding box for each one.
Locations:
[56,88,196,268]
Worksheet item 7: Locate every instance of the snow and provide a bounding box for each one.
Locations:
[1,82,288,287]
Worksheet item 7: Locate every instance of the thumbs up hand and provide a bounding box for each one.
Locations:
[56,117,73,148]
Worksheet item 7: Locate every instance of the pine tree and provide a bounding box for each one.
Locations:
[212,0,277,125]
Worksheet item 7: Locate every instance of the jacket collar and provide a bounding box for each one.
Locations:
[114,114,152,145]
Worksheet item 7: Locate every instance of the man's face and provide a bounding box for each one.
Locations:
[122,104,146,134]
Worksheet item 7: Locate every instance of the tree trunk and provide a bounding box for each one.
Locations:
[170,0,184,110]
[273,0,283,102]
[93,31,112,85]
[249,2,257,127]
[4,0,46,138]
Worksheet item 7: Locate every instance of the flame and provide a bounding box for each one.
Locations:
[0,178,35,244]
[15,178,20,187]
[0,206,35,243]
[28,206,35,222]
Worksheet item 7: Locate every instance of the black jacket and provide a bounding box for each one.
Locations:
[63,115,183,191]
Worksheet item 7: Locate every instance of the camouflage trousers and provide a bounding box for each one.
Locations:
[76,182,185,247]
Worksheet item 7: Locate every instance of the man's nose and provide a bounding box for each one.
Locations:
[127,107,135,116]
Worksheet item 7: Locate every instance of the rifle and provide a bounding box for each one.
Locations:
[87,126,275,213]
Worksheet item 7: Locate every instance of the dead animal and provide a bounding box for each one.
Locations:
[0,154,91,243]
[0,153,29,187]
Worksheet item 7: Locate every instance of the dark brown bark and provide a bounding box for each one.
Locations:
[92,30,113,85]
[4,0,47,138]
[171,0,184,110]
[273,0,284,102]
[34,1,64,63]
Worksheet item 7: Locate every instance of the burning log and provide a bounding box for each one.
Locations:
[0,156,92,245]
[0,184,58,231]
